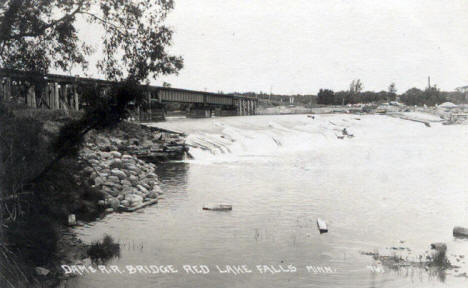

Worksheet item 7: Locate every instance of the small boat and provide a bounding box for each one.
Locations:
[203,204,232,211]
[317,218,328,233]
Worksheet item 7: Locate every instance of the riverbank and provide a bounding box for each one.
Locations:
[0,104,187,287]
[55,122,188,285]
[257,103,468,125]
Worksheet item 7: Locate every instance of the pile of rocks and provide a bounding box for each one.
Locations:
[75,122,187,214]
[79,144,163,213]
[90,124,187,162]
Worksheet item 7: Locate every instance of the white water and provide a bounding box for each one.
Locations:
[69,114,468,288]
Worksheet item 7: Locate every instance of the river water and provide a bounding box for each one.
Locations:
[68,114,468,288]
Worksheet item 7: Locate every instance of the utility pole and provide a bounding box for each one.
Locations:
[428,76,431,89]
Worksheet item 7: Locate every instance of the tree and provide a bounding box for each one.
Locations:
[349,79,363,95]
[0,0,183,82]
[401,88,423,106]
[388,82,397,94]
[317,89,334,105]
[347,79,363,104]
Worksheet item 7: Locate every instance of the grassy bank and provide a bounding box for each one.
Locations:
[0,100,188,287]
[0,103,106,287]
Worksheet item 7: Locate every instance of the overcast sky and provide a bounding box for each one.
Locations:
[77,0,468,95]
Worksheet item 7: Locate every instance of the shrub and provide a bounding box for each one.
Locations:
[87,235,120,263]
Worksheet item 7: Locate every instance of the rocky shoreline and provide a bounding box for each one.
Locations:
[75,122,187,216]
[44,122,188,286]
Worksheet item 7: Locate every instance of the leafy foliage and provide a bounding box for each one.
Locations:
[317,89,335,105]
[47,79,145,177]
[317,89,395,105]
[87,234,120,263]
[0,0,183,82]
[400,87,446,106]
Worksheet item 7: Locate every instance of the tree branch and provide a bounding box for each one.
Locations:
[78,11,131,37]
[4,2,84,41]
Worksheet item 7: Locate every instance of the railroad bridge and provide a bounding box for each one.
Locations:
[0,69,257,121]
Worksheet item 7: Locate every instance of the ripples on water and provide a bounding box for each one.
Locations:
[68,114,468,288]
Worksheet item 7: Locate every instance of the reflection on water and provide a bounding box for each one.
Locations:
[67,114,468,288]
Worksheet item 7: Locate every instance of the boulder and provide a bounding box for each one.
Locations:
[110,159,123,169]
[126,170,138,176]
[108,198,120,210]
[121,186,134,195]
[67,214,76,226]
[147,191,158,199]
[120,179,131,186]
[89,171,98,180]
[430,242,447,253]
[129,175,139,183]
[85,153,99,161]
[129,138,140,145]
[100,152,112,160]
[124,164,139,172]
[107,175,121,183]
[122,158,136,165]
[105,208,114,213]
[110,151,122,158]
[111,169,127,180]
[96,136,111,147]
[122,154,133,160]
[94,176,105,186]
[83,166,94,175]
[126,194,143,207]
[106,189,120,198]
[35,267,50,276]
[121,200,130,207]
[137,184,148,194]
[145,173,157,179]
[152,185,162,194]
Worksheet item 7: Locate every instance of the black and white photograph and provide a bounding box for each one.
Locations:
[0,1,467,287]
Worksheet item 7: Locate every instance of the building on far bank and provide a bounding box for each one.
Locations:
[455,85,468,101]
[455,85,468,93]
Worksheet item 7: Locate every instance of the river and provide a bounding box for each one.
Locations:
[67,114,468,288]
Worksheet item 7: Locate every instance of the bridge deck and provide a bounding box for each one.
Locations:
[0,68,257,119]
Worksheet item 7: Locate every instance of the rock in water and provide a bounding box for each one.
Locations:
[126,194,143,207]
[68,214,76,226]
[108,198,120,210]
[453,226,468,238]
[35,267,50,276]
[202,204,232,211]
[317,218,328,233]
[430,242,447,253]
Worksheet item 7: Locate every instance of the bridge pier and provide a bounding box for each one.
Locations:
[0,69,258,120]
[187,104,212,118]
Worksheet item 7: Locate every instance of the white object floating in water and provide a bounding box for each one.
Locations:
[203,204,232,211]
[317,218,328,233]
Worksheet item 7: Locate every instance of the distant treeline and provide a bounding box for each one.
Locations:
[317,87,467,106]
[232,85,467,107]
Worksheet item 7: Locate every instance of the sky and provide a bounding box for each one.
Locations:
[75,0,468,95]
